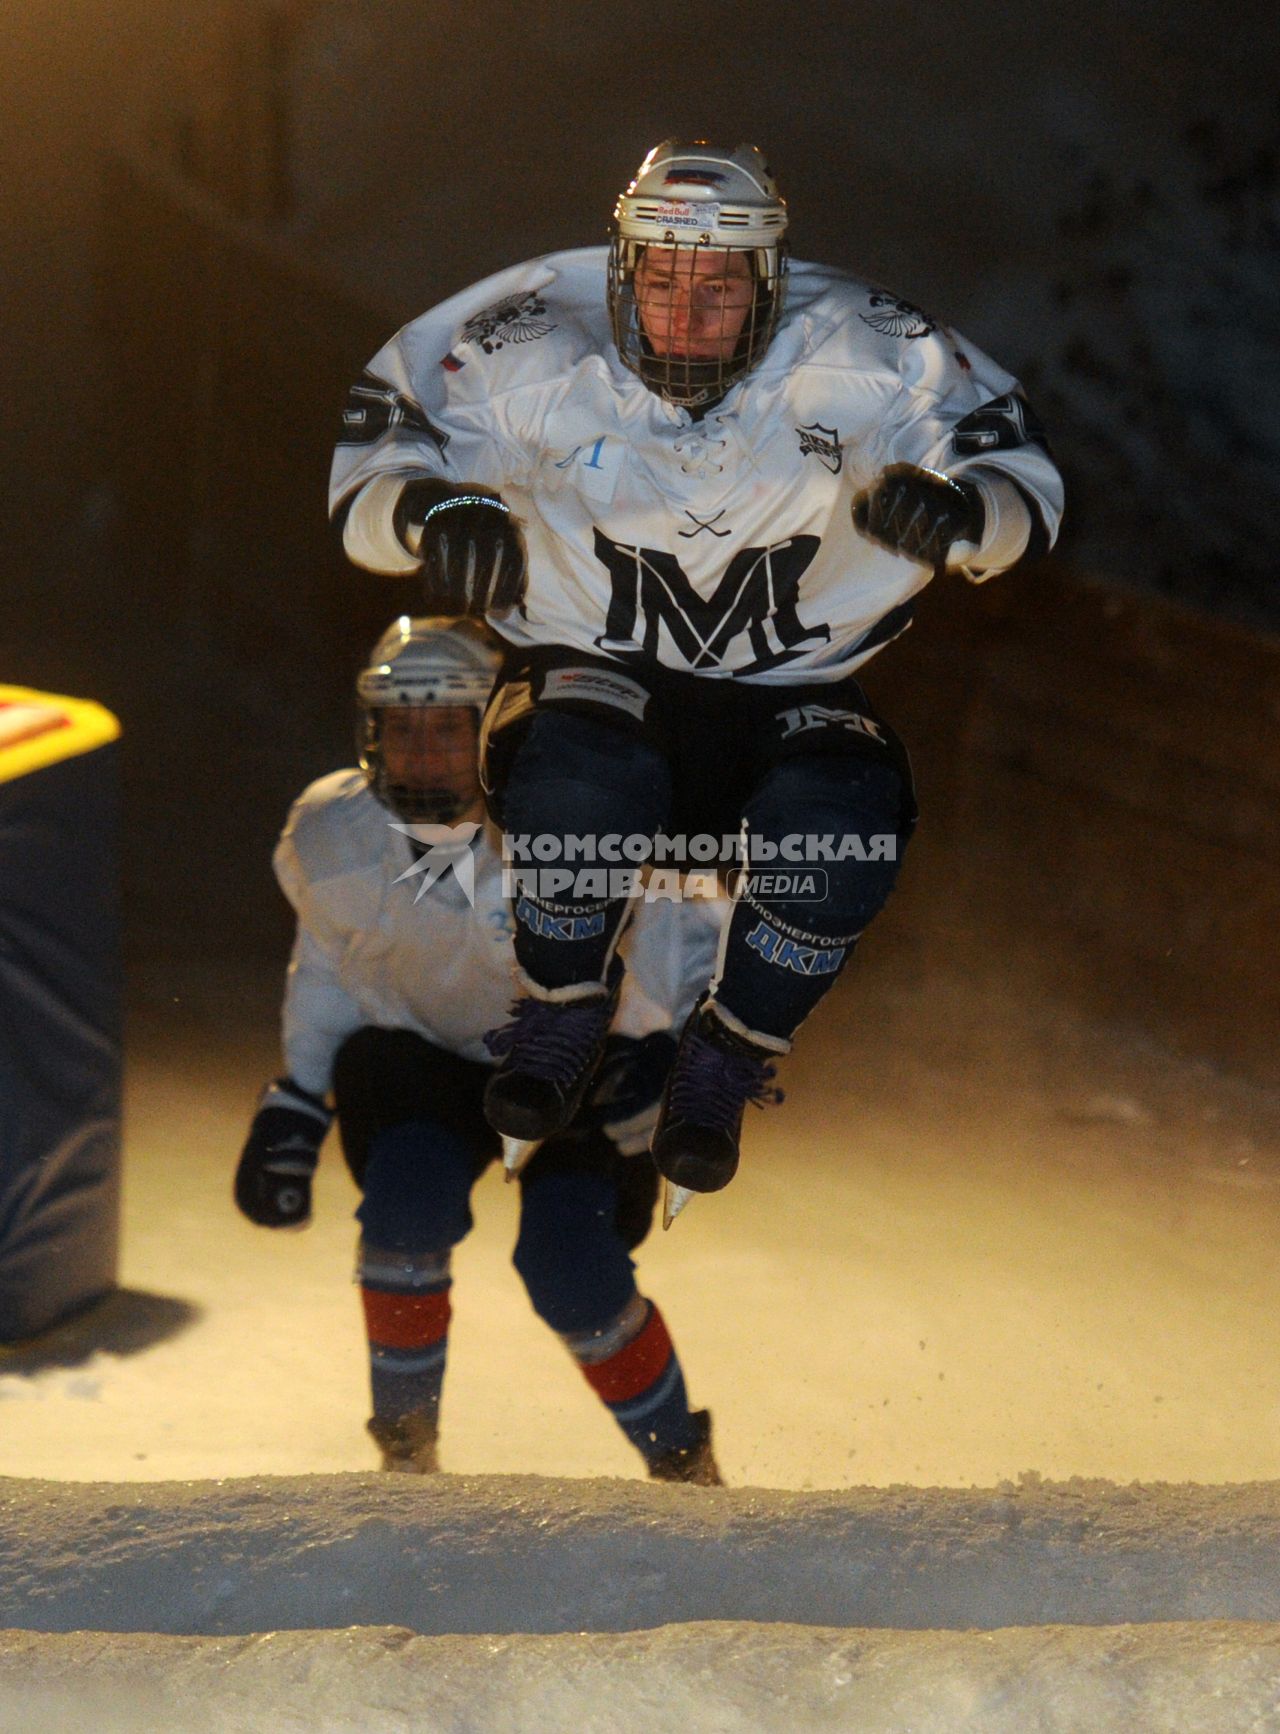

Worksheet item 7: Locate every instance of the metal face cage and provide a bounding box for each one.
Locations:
[358,702,482,826]
[608,235,788,410]
[355,619,495,827]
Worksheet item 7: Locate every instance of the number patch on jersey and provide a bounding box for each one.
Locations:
[338,372,449,451]
[952,392,1052,456]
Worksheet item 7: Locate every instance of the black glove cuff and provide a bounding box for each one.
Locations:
[393,479,510,555]
[260,1078,333,1130]
[275,1076,330,1114]
[948,475,986,546]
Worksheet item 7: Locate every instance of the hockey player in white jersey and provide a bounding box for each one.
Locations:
[233,618,725,1480]
[329,139,1065,1216]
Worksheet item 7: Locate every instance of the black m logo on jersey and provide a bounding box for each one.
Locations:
[592,530,830,675]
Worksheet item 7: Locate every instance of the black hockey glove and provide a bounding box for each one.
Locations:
[394,478,526,616]
[851,464,984,575]
[613,1148,661,1253]
[234,1078,333,1229]
[582,1033,673,1248]
[585,1031,679,1157]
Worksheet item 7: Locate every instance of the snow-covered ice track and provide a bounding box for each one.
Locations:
[3,1620,1280,1734]
[4,1473,1280,1636]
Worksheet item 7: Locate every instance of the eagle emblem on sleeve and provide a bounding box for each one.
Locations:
[459,292,557,355]
[859,293,937,339]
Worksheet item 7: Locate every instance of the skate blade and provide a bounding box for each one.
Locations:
[502,1135,542,1180]
[662,1181,695,1229]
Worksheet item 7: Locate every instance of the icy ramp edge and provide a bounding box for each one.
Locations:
[4,1472,1280,1636]
[3,1621,1280,1734]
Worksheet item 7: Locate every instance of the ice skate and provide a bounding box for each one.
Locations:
[651,998,784,1205]
[367,1413,440,1474]
[662,1181,696,1230]
[483,962,622,1141]
[647,1409,723,1486]
[502,1134,542,1180]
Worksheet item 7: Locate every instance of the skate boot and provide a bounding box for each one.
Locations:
[367,1413,440,1474]
[648,1409,724,1486]
[651,998,785,1198]
[483,960,623,1141]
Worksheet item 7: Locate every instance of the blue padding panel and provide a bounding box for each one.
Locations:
[0,740,122,1339]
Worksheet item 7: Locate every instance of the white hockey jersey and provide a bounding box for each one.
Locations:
[331,248,1063,685]
[273,769,725,1099]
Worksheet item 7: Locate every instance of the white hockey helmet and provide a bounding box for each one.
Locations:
[356,616,499,822]
[608,139,789,409]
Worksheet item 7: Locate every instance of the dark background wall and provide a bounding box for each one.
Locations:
[5,0,1277,595]
[1,0,1277,1073]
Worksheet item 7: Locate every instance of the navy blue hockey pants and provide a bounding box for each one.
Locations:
[332,1027,645,1332]
[498,691,914,1043]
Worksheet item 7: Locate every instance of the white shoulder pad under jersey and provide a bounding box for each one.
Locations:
[330,248,613,567]
[272,767,725,1092]
[332,252,1064,686]
[273,770,522,1088]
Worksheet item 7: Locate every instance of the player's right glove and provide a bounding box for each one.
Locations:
[851,463,984,575]
[233,1078,333,1229]
[576,1031,677,1249]
[585,1031,679,1157]
[393,478,526,615]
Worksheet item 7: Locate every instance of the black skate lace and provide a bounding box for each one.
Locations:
[483,995,611,1086]
[667,1028,782,1131]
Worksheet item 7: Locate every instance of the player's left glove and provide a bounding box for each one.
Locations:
[852,464,984,575]
[393,478,526,615]
[233,1078,333,1229]
[516,1034,674,1249]
[583,1033,674,1250]
[585,1031,678,1157]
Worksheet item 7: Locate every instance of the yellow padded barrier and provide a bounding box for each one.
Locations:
[0,684,121,785]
